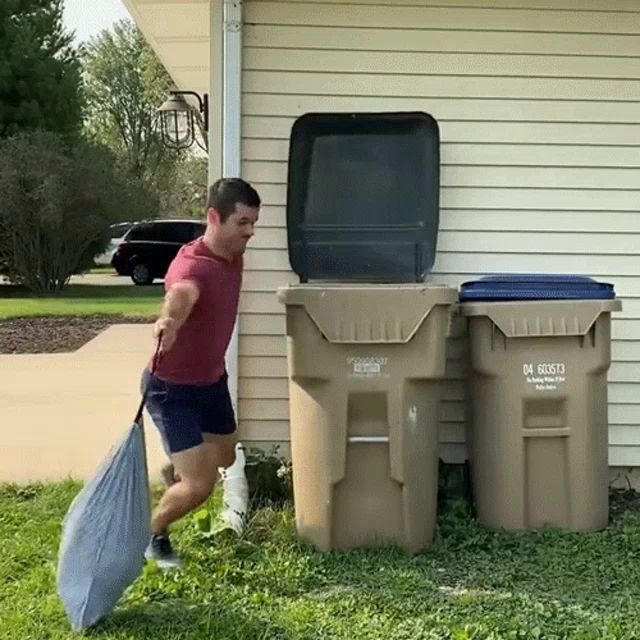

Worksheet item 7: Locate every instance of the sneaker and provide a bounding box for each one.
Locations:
[144,533,183,569]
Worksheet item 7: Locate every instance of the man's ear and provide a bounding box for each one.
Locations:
[207,207,221,225]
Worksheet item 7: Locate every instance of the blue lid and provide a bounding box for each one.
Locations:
[459,274,616,302]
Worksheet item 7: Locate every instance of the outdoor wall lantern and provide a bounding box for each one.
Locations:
[157,91,209,152]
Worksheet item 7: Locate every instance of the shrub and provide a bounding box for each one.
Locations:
[244,445,293,507]
[0,131,157,293]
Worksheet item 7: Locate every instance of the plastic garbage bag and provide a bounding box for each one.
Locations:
[57,422,151,631]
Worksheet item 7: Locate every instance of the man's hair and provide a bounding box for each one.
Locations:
[206,178,261,222]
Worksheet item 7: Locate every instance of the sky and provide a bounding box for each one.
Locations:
[63,0,132,43]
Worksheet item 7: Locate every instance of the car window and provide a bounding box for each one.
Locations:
[191,222,206,240]
[151,223,181,243]
[125,223,153,241]
[172,222,199,244]
[126,223,176,242]
[125,221,206,243]
[108,223,132,239]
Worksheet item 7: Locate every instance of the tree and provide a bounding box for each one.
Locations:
[82,19,180,200]
[0,131,156,293]
[161,156,208,219]
[0,0,83,137]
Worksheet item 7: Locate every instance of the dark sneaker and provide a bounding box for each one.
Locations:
[144,533,183,569]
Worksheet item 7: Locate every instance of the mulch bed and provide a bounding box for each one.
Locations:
[0,315,155,354]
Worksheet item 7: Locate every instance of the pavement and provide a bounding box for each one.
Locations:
[70,272,166,287]
[69,272,131,286]
[0,325,168,483]
[1,271,163,287]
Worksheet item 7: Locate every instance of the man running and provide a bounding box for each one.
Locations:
[141,178,260,568]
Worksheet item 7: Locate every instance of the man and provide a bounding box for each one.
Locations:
[141,178,260,569]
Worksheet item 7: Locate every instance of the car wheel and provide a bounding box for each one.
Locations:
[131,263,153,286]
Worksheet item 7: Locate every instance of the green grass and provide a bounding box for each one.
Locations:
[0,284,162,319]
[2,483,640,639]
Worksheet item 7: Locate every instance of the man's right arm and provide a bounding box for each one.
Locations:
[153,281,200,354]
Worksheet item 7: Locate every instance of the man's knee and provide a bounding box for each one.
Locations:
[218,446,236,469]
[184,479,215,506]
[203,436,237,469]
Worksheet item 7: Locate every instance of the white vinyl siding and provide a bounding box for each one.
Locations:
[238,0,640,465]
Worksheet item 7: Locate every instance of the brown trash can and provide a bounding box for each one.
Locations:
[278,284,457,553]
[461,298,622,532]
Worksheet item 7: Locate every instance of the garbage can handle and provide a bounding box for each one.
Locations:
[348,436,390,444]
[133,333,163,426]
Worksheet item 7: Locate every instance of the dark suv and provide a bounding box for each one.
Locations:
[111,219,206,285]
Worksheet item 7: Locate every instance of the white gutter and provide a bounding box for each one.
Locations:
[208,0,242,411]
[207,0,223,181]
[215,0,249,535]
[222,0,243,412]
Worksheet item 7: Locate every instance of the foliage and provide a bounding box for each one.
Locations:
[0,131,156,293]
[192,445,292,539]
[244,445,293,507]
[0,0,83,137]
[162,155,209,219]
[81,18,181,212]
[3,482,640,639]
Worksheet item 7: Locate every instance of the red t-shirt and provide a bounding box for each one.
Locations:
[151,237,243,385]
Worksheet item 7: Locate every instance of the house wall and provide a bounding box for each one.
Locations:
[237,0,640,465]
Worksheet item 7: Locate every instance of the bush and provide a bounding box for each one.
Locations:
[244,445,293,507]
[0,131,157,293]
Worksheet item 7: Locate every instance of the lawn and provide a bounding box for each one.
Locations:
[0,284,162,319]
[2,483,640,640]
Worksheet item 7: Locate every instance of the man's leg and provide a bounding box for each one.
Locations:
[147,434,236,568]
[156,433,237,512]
[142,371,213,567]
[156,395,236,489]
[151,443,220,536]
[202,431,238,470]
[145,370,238,568]
[141,368,179,487]
[161,427,237,487]
[160,462,179,487]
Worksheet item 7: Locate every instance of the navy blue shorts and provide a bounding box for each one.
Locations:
[141,369,237,455]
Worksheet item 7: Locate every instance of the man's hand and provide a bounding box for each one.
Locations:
[152,281,200,355]
[153,317,179,354]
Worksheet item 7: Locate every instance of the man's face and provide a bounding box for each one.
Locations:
[210,203,259,256]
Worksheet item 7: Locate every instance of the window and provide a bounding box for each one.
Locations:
[149,223,181,243]
[125,223,153,241]
[126,221,206,243]
[108,223,133,239]
[173,222,200,243]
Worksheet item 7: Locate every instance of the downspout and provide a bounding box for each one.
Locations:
[215,0,249,535]
[222,0,242,409]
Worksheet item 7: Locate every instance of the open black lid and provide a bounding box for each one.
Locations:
[286,112,440,283]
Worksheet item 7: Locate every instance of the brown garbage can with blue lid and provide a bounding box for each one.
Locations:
[460,275,622,532]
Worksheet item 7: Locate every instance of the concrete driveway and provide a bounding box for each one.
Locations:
[70,272,129,286]
[0,324,168,483]
[1,272,163,288]
[70,272,164,287]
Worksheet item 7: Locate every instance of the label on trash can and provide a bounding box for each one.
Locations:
[522,362,566,392]
[348,356,388,377]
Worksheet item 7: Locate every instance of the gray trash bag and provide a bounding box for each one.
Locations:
[57,422,151,631]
